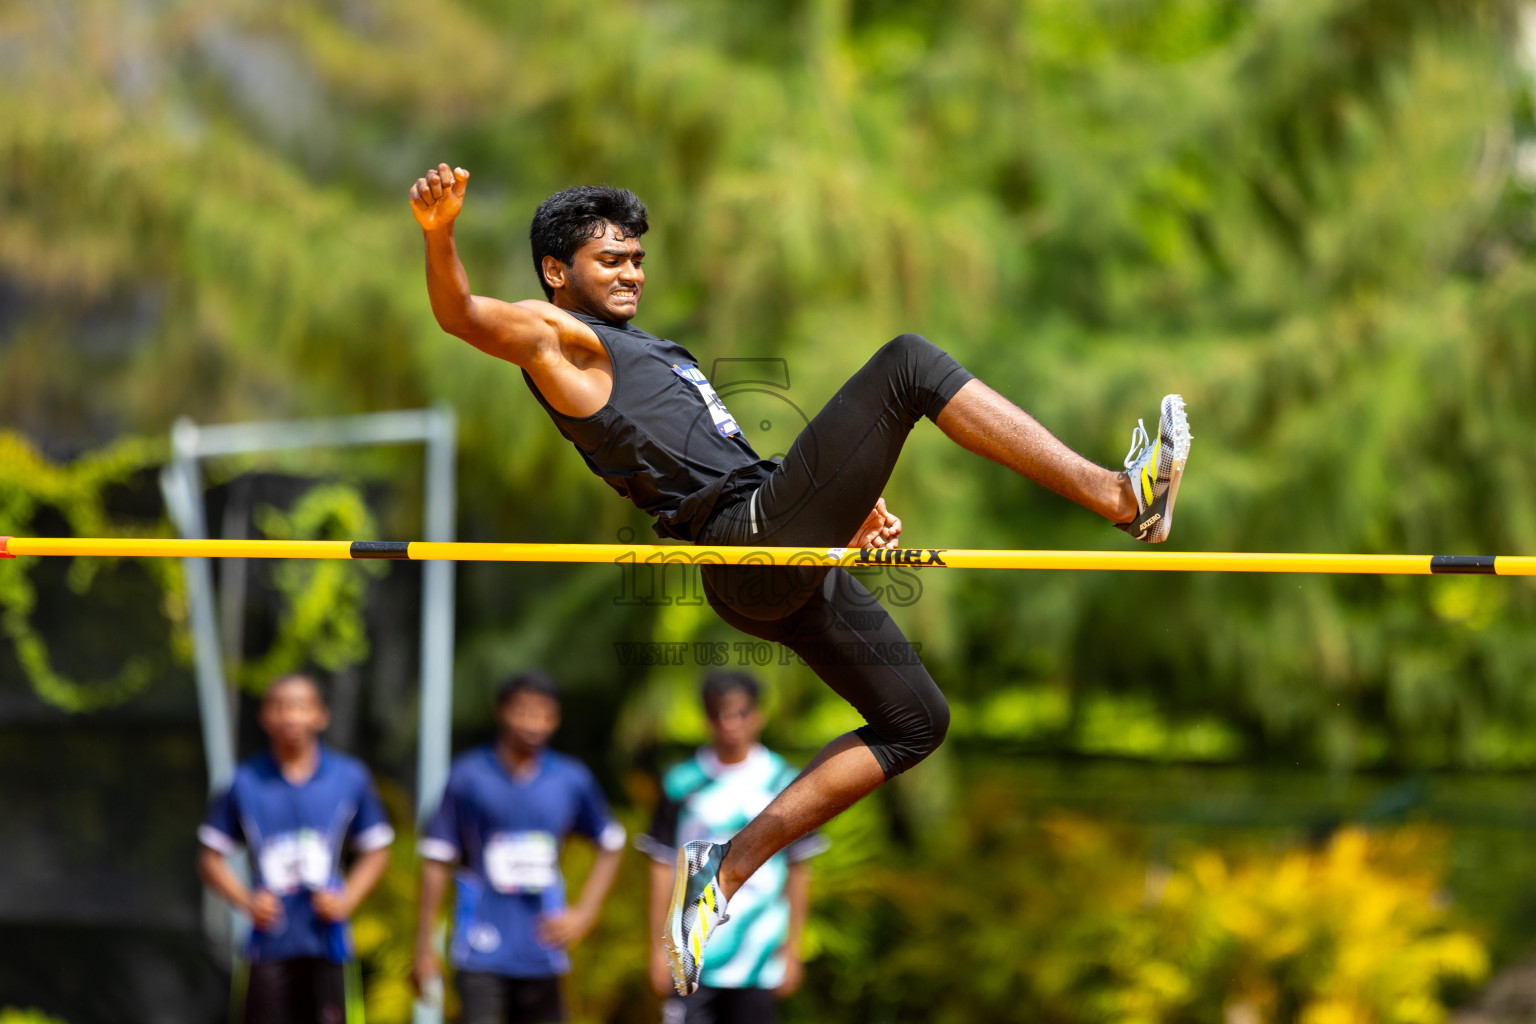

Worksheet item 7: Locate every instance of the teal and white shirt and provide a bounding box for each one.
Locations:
[639,745,827,990]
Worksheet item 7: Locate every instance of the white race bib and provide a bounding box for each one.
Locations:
[484,831,558,894]
[672,364,741,438]
[257,829,332,894]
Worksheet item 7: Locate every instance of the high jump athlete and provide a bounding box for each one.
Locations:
[408,164,1191,995]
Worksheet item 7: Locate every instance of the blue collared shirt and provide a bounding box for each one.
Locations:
[199,747,394,963]
[420,746,625,978]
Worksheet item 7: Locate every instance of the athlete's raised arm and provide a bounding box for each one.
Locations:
[409,163,585,371]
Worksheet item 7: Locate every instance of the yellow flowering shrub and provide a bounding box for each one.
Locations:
[1151,826,1487,1024]
[804,780,1488,1024]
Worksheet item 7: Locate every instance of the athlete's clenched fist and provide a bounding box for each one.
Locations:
[409,162,470,231]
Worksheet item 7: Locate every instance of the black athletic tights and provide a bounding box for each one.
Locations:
[698,333,974,778]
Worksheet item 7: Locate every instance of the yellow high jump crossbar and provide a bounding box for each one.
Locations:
[2,537,1534,575]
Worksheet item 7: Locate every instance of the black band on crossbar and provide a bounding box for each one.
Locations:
[350,541,411,560]
[1430,555,1496,575]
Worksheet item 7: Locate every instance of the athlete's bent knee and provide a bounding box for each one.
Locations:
[877,332,939,367]
[871,333,972,424]
[856,690,951,779]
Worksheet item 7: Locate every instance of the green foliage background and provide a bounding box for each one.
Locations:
[4,0,1536,1020]
[5,0,1535,765]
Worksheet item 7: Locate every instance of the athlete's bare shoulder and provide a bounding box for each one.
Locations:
[507,299,606,367]
[430,293,605,373]
[511,299,614,418]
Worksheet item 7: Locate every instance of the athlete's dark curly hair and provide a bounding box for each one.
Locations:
[529,186,649,299]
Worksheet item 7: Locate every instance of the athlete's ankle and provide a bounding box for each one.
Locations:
[715,841,745,899]
[1110,470,1138,525]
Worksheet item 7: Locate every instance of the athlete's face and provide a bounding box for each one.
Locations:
[259,677,329,753]
[497,690,561,756]
[546,222,645,323]
[705,689,763,759]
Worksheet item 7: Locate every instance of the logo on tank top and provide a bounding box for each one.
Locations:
[671,364,741,438]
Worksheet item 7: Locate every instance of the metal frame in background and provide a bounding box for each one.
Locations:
[155,410,456,1006]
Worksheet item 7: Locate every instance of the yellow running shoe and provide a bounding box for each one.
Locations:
[1118,394,1191,544]
[663,840,732,996]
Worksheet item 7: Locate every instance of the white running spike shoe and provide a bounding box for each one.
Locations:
[664,840,731,996]
[1118,394,1191,544]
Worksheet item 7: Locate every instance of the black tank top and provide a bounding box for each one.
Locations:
[521,312,775,541]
